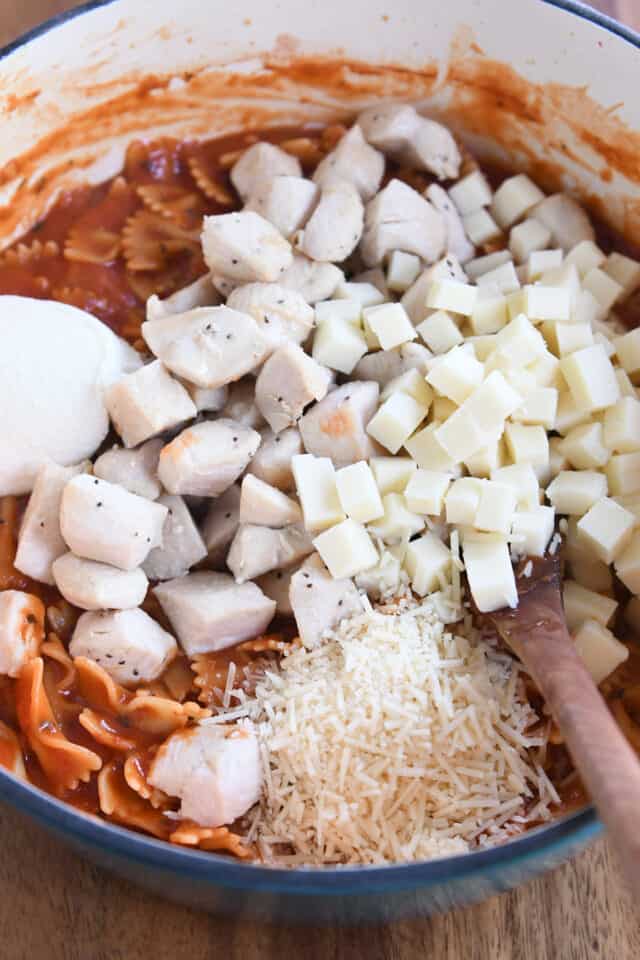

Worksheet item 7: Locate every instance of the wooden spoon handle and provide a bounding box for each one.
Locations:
[520,624,640,896]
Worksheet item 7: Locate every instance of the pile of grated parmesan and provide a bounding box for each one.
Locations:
[237,596,558,866]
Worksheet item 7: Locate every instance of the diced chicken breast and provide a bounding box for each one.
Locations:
[141,306,268,390]
[0,591,45,677]
[230,141,302,201]
[227,283,315,354]
[245,175,319,239]
[296,181,364,263]
[256,566,295,616]
[401,256,467,324]
[201,485,241,568]
[158,420,260,498]
[279,252,344,303]
[60,475,168,571]
[533,194,596,252]
[358,103,461,180]
[93,440,163,500]
[148,723,262,827]
[146,273,220,322]
[105,361,197,449]
[299,381,379,467]
[226,524,313,583]
[313,124,385,201]
[201,211,292,283]
[255,342,331,433]
[289,553,363,648]
[70,608,177,686]
[143,495,207,582]
[221,379,266,430]
[52,553,148,611]
[15,460,87,585]
[360,179,446,267]
[247,427,303,491]
[154,571,276,655]
[182,382,228,414]
[426,184,475,265]
[239,475,302,527]
[353,343,432,386]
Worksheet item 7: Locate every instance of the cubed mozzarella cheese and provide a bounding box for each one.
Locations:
[604,397,640,453]
[614,328,640,378]
[426,345,484,404]
[426,279,478,317]
[546,470,607,516]
[583,267,624,316]
[491,174,545,229]
[312,316,368,375]
[386,251,422,292]
[368,493,425,543]
[492,464,540,510]
[448,171,493,215]
[466,250,512,281]
[474,481,517,534]
[509,218,551,264]
[512,387,558,430]
[463,537,517,612]
[462,209,501,246]
[370,456,417,495]
[510,505,555,558]
[560,345,620,413]
[363,302,417,351]
[605,252,640,298]
[406,423,459,472]
[525,285,571,323]
[504,423,549,477]
[528,249,564,281]
[404,469,452,515]
[445,478,484,525]
[566,240,606,277]
[313,519,378,579]
[577,497,635,563]
[615,531,640,594]
[381,369,433,408]
[403,533,451,596]
[417,311,463,353]
[469,291,508,336]
[559,422,608,470]
[563,580,618,633]
[335,462,384,523]
[292,454,344,532]
[606,452,640,496]
[434,407,485,463]
[573,620,628,685]
[367,392,428,454]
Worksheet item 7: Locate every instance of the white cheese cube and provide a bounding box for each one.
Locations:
[573,620,628,685]
[313,519,378,579]
[404,469,452,515]
[467,335,498,362]
[315,299,362,325]
[475,481,517,534]
[381,369,433,408]
[603,397,640,453]
[512,387,558,430]
[506,289,527,321]
[368,493,425,543]
[386,251,421,293]
[491,313,547,367]
[566,518,613,593]
[106,361,197,449]
[333,282,385,307]
[555,390,591,435]
[560,344,620,413]
[492,174,545,229]
[528,249,564,281]
[336,462,384,523]
[566,240,606,277]
[363,302,416,351]
[465,371,523,433]
[570,289,600,330]
[426,279,478,317]
[404,533,451,596]
[406,423,459,472]
[615,368,638,399]
[577,497,635,563]
[464,432,506,478]
[462,209,501,246]
[312,316,368,374]
[477,261,521,295]
[548,436,569,478]
[526,285,571,323]
[434,406,485,462]
[292,454,345,532]
[426,346,484,404]
[594,331,616,359]
[504,423,549,477]
[528,351,561,388]
[509,218,552,264]
[510,505,555,558]
[614,493,640,525]
[445,478,484,525]
[583,267,624,316]
[546,470,607,516]
[448,171,493,215]
[417,311,463,354]
[463,537,518,611]
[370,456,417,495]
[470,290,508,335]
[614,328,640,378]
[466,250,512,281]
[605,252,640,298]
[548,322,594,357]
[606,452,640,496]
[560,422,608,469]
[366,393,428,454]
[615,531,640,593]
[492,463,540,510]
[563,580,617,633]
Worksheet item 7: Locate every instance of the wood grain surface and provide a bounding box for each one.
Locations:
[1,2,639,958]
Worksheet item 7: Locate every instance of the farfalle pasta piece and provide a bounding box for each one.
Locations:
[125,255,206,302]
[237,633,301,655]
[191,640,284,708]
[186,151,234,206]
[41,632,75,691]
[0,719,26,779]
[122,210,201,272]
[123,751,168,809]
[65,178,139,264]
[124,139,187,187]
[98,759,172,839]
[125,691,210,736]
[279,137,324,171]
[136,183,208,232]
[169,821,253,859]
[1,239,60,267]
[15,658,102,791]
[74,656,130,715]
[78,708,139,752]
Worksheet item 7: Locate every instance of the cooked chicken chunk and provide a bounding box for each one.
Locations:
[220,379,266,430]
[401,256,467,324]
[70,608,177,686]
[105,361,197,449]
[226,524,313,583]
[14,460,87,585]
[154,571,276,655]
[146,273,219,322]
[60,475,168,571]
[201,485,241,568]
[52,553,148,610]
[141,306,268,390]
[158,420,260,498]
[299,381,379,467]
[358,103,461,180]
[353,343,432,386]
[289,553,363,648]
[227,283,315,353]
[230,141,302,201]
[532,193,596,252]
[296,181,364,263]
[239,475,302,527]
[279,252,344,303]
[143,495,207,582]
[255,343,331,433]
[148,723,262,827]
[360,179,446,267]
[247,427,303,491]
[201,211,292,283]
[313,124,385,201]
[93,440,163,500]
[245,175,319,239]
[182,382,228,414]
[256,566,295,616]
[426,184,475,265]
[0,591,45,677]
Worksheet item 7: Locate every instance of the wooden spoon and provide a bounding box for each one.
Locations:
[485,553,640,896]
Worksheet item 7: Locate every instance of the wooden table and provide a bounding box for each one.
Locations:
[2,2,640,957]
